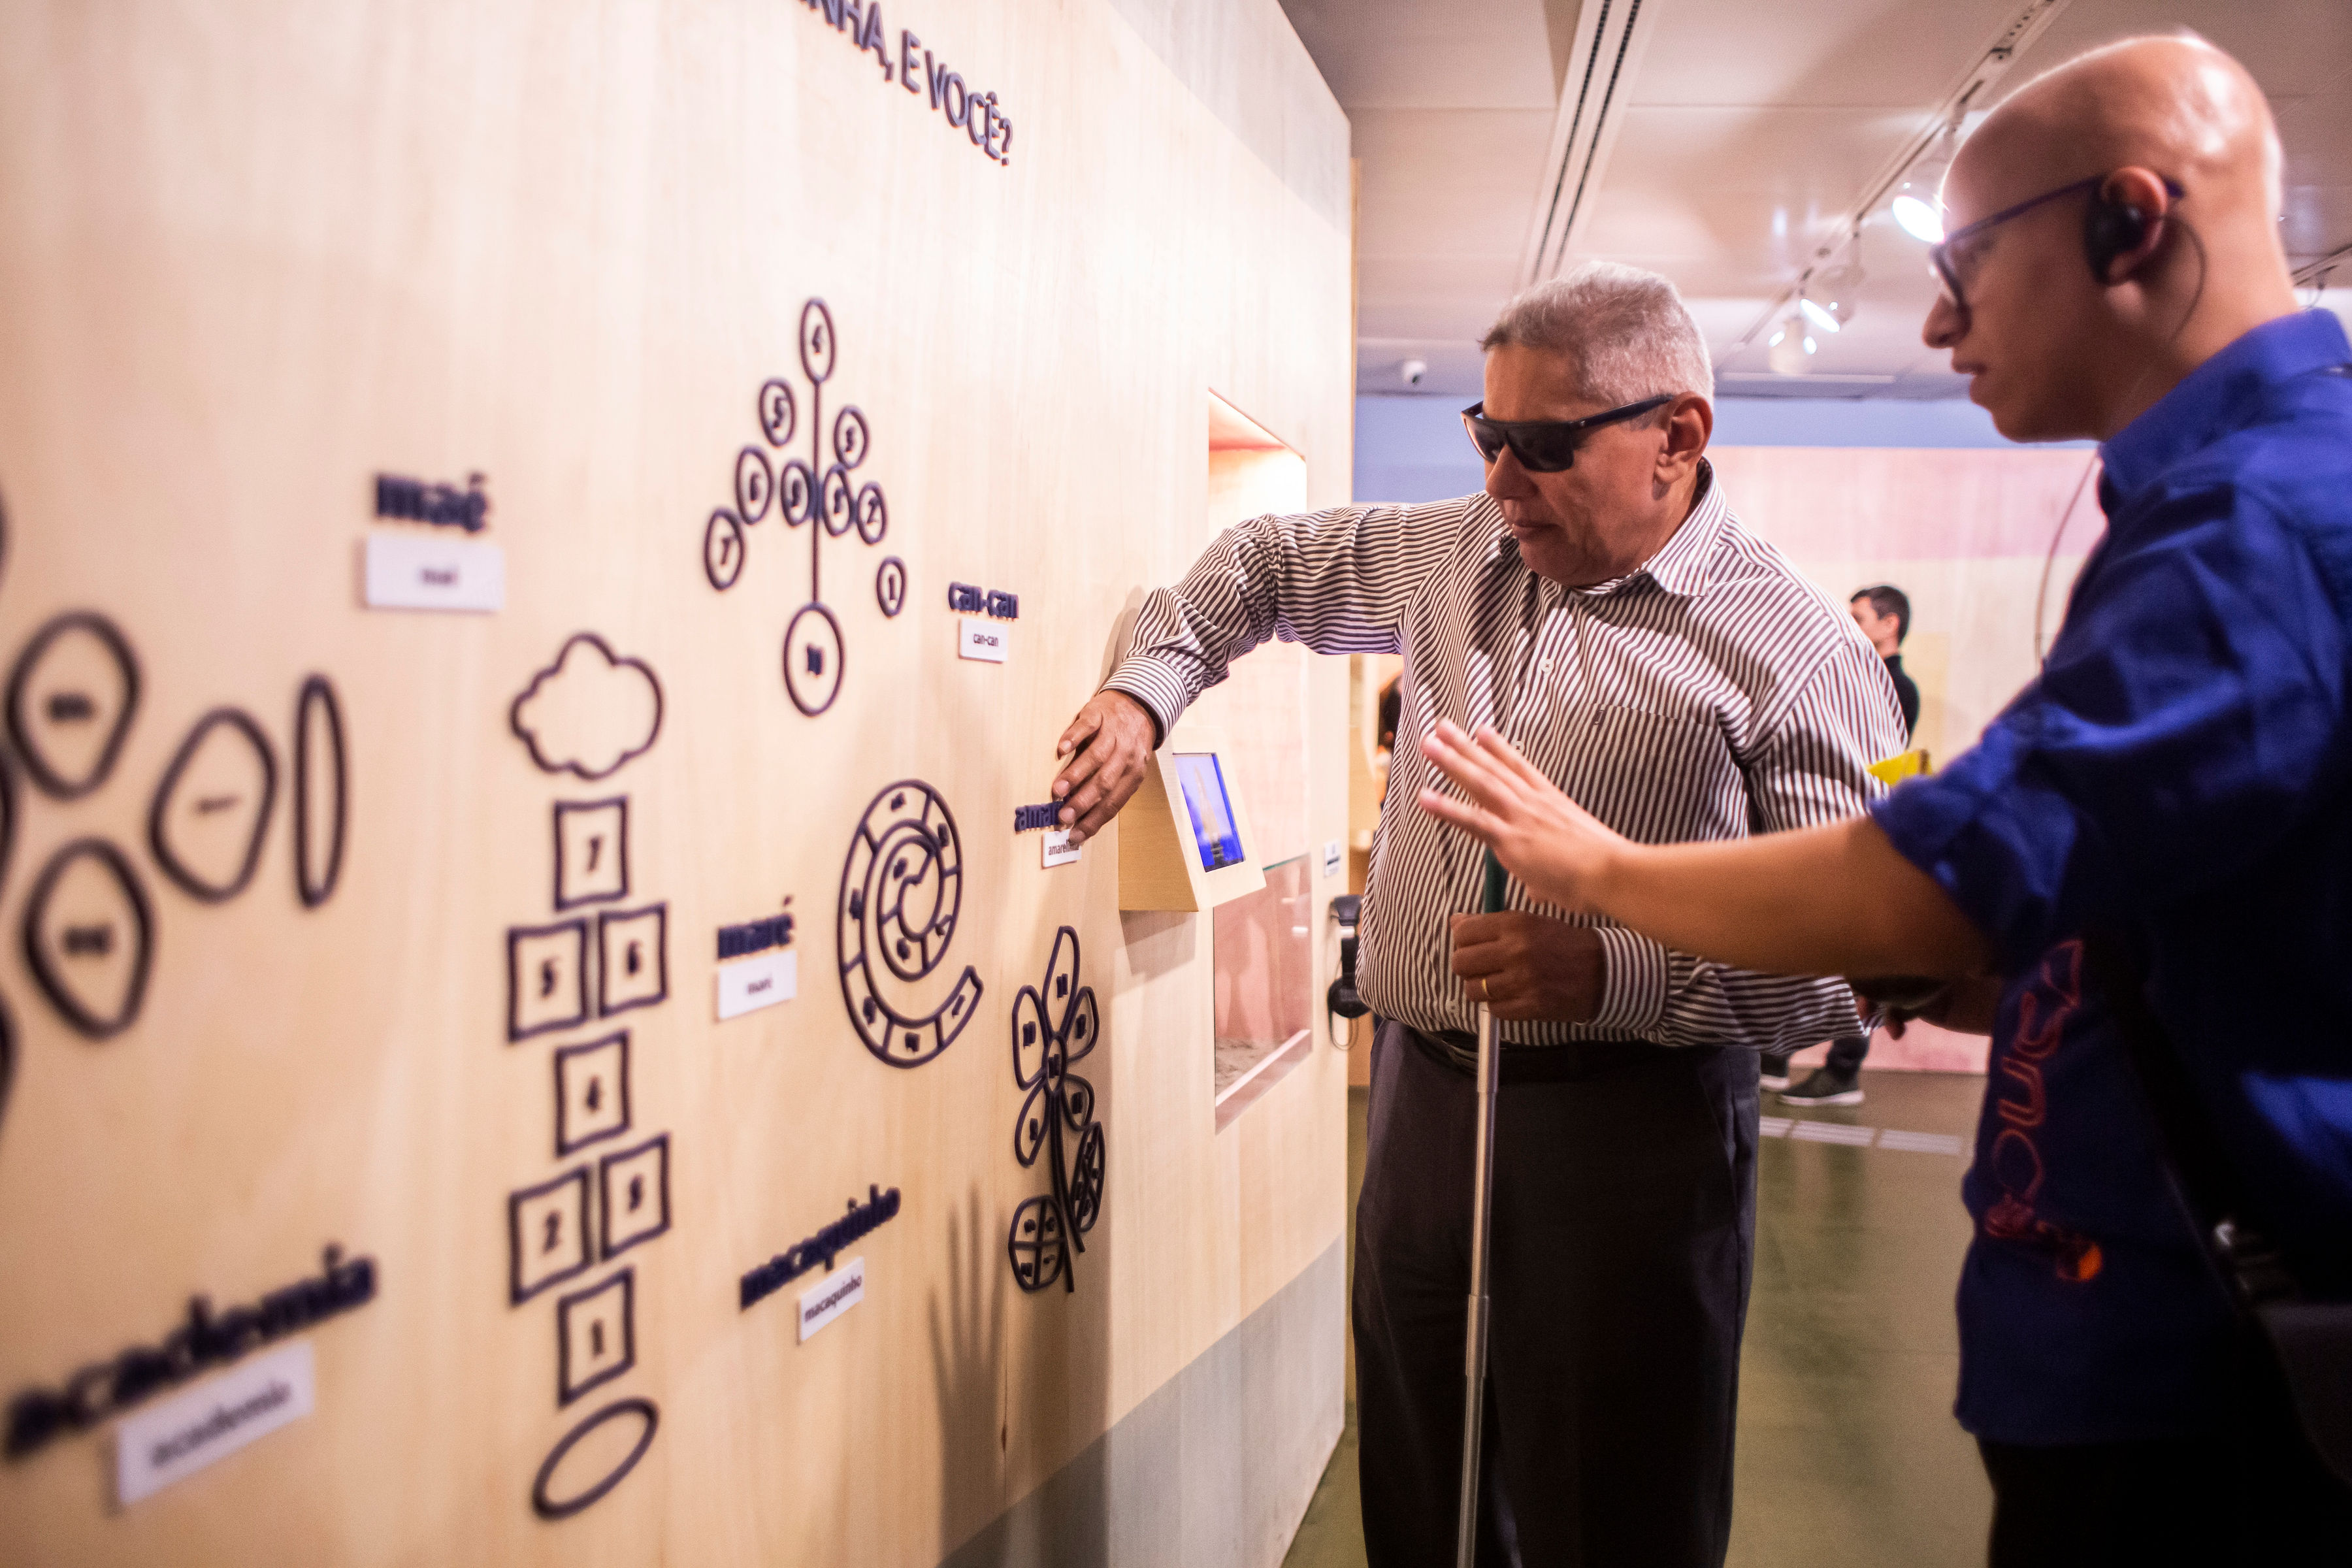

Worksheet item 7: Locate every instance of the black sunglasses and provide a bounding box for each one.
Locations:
[1927,174,2184,321]
[1460,394,1674,472]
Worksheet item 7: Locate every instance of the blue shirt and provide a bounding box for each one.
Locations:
[1873,309,2352,1445]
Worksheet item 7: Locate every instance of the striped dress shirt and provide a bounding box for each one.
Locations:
[1105,460,1906,1060]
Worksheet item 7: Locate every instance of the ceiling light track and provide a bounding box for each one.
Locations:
[1720,0,2072,368]
[1518,0,1663,286]
[2293,239,2352,293]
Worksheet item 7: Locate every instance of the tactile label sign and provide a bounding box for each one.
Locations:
[715,949,797,1021]
[114,1339,315,1505]
[956,617,1009,664]
[363,532,506,612]
[797,1257,865,1343]
[1041,829,1079,868]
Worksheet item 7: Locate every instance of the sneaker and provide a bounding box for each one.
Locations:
[1758,1050,1795,1092]
[1780,1069,1864,1107]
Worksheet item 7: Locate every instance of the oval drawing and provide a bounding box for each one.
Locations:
[0,992,15,1147]
[0,750,16,893]
[24,839,154,1039]
[531,1397,659,1520]
[800,298,836,386]
[734,446,772,525]
[293,676,348,909]
[8,612,140,800]
[875,556,907,618]
[757,377,796,448]
[783,603,844,718]
[703,510,745,593]
[150,708,277,904]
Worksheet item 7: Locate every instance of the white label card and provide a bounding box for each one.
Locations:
[1042,829,1080,868]
[716,949,798,1021]
[1322,839,1343,879]
[957,617,1009,664]
[798,1257,866,1343]
[114,1340,315,1505]
[363,532,505,612]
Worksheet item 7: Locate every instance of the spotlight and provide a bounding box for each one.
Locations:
[1767,313,1810,376]
[1893,193,1944,243]
[1400,359,1428,387]
[1812,260,1864,324]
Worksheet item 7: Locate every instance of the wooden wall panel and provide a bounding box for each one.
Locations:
[0,1,1352,1563]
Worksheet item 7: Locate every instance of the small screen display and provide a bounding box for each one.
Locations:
[1173,753,1245,872]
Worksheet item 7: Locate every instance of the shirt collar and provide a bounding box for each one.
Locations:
[2100,309,2352,499]
[1482,458,1726,599]
[1632,459,1725,598]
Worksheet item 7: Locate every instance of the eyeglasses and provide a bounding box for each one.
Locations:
[1927,174,2184,323]
[1460,394,1673,472]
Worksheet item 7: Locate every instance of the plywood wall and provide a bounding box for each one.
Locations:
[0,1,1354,1563]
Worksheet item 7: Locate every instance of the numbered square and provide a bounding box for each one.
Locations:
[555,1268,635,1407]
[553,1031,630,1156]
[553,798,629,911]
[599,1134,672,1260]
[508,1167,593,1304]
[508,919,589,1041]
[596,904,668,1017]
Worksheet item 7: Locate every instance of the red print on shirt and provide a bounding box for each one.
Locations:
[1981,939,2105,1282]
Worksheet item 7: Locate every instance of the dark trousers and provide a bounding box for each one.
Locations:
[1824,1032,1869,1075]
[1980,1337,2352,1567]
[1352,1021,1759,1567]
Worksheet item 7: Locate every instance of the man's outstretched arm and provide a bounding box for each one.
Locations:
[1415,719,1992,980]
[1049,496,1484,840]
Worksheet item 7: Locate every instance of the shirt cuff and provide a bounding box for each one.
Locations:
[1589,926,1668,1037]
[1100,660,1183,749]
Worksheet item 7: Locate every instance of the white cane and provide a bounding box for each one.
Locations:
[1455,848,1509,1567]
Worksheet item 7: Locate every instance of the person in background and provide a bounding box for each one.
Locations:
[1047,262,1901,1567]
[1850,583,1920,737]
[1765,582,1921,1105]
[1414,35,2352,1561]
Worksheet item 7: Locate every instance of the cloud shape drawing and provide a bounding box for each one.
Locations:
[510,633,664,781]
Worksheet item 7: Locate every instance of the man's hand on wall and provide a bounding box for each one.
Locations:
[1051,689,1158,843]
[1449,913,1605,1022]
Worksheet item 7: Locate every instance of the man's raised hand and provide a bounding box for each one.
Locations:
[1416,719,1623,912]
[1052,689,1158,843]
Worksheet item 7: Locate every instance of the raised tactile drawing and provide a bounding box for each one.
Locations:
[508,1168,595,1305]
[598,1134,671,1260]
[508,920,591,1041]
[595,904,668,1017]
[553,798,629,911]
[837,780,981,1068]
[149,708,278,904]
[1005,926,1106,1293]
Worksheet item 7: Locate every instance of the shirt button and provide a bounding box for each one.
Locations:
[1539,659,1554,673]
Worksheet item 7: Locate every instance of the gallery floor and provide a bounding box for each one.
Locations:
[1283,1070,1992,1568]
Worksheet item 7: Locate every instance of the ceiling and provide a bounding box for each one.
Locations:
[1277,0,2352,399]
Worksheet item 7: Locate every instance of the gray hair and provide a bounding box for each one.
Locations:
[1480,261,1715,406]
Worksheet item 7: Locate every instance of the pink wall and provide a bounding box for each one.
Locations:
[1705,446,2106,1074]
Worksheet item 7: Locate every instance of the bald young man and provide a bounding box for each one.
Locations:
[1418,35,2352,1565]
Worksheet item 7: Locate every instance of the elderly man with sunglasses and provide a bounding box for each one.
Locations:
[1046,261,1904,1567]
[1416,36,2352,1564]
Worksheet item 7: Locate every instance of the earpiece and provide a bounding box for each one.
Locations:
[2083,184,2155,284]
